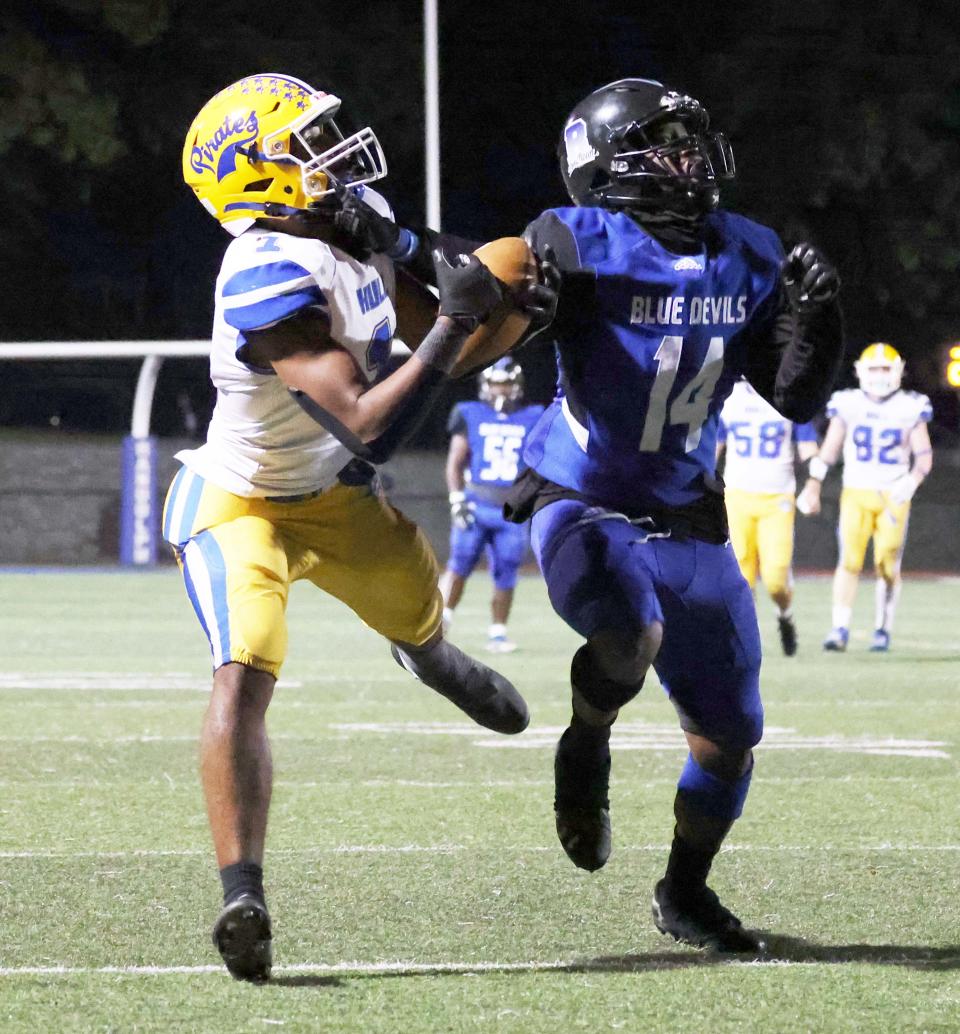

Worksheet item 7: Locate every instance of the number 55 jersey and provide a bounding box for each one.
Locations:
[826,388,932,489]
[521,206,786,512]
[448,400,546,510]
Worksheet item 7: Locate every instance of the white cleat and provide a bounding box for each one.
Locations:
[485,634,518,654]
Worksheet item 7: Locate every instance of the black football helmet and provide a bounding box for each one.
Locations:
[479,358,524,412]
[559,78,734,233]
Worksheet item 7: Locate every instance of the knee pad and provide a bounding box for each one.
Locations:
[571,644,644,713]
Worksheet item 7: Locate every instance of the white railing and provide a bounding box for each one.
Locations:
[0,339,410,438]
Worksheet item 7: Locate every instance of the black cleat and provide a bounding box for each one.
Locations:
[212,894,273,983]
[391,641,529,734]
[777,614,798,657]
[652,878,763,954]
[554,725,612,871]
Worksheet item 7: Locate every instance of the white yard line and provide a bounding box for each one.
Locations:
[0,674,303,692]
[1,844,958,860]
[0,774,951,791]
[0,951,956,977]
[0,723,950,759]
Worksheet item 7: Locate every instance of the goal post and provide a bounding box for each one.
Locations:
[0,341,210,565]
[0,339,411,566]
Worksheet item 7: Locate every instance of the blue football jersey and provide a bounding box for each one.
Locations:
[448,401,545,505]
[523,207,784,508]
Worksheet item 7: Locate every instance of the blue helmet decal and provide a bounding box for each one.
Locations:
[189,110,260,178]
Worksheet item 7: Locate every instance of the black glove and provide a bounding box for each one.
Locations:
[331,185,401,259]
[520,244,561,329]
[434,250,504,331]
[781,243,840,310]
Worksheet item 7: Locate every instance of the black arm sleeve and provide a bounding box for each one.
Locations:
[741,286,844,423]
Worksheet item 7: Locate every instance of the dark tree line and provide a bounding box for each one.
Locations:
[1,0,957,429]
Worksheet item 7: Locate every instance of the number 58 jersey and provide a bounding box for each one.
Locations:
[718,381,817,494]
[827,387,932,488]
[521,206,784,509]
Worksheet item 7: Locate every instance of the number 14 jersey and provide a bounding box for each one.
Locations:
[522,206,785,509]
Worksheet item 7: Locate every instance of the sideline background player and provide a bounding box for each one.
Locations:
[440,358,544,652]
[717,379,819,655]
[796,343,933,652]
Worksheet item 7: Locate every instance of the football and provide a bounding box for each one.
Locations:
[449,237,539,378]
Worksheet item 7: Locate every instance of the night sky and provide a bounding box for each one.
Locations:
[2,0,958,439]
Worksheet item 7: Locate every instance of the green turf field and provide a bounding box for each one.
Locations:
[0,569,958,1032]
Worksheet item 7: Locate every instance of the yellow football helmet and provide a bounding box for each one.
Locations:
[182,73,387,236]
[855,342,903,398]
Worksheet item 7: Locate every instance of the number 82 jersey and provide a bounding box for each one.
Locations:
[828,387,933,489]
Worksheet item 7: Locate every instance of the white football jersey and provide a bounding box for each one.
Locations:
[827,388,932,489]
[719,381,817,493]
[177,190,398,497]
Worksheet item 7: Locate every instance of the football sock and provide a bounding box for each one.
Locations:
[663,827,717,891]
[488,623,507,639]
[220,861,265,907]
[665,754,754,891]
[832,603,852,631]
[874,577,901,633]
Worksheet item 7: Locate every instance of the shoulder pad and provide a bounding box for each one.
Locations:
[708,211,784,268]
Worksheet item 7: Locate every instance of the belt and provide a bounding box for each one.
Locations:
[264,458,377,503]
[265,488,326,503]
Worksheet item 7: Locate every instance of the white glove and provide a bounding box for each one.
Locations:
[449,491,476,530]
[796,484,820,516]
[888,473,918,505]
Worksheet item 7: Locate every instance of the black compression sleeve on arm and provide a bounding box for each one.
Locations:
[743,289,844,423]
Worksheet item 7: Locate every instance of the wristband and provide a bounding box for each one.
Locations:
[808,456,830,482]
[387,228,420,262]
[448,490,466,504]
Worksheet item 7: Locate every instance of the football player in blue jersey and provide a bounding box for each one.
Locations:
[508,79,842,953]
[440,358,545,652]
[173,74,555,983]
[330,77,842,953]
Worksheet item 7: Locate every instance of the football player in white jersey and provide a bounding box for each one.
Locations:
[796,343,933,652]
[170,74,552,983]
[717,380,819,655]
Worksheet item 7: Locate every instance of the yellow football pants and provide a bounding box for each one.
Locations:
[837,487,911,580]
[725,489,795,597]
[162,467,442,677]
